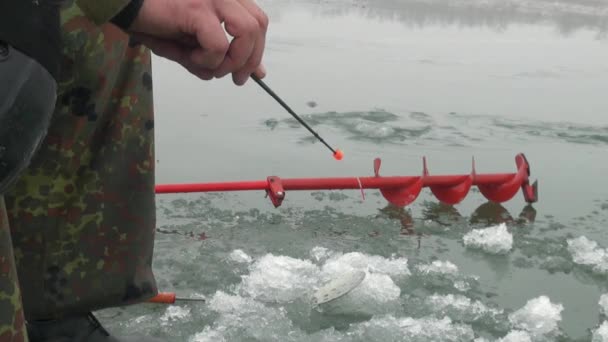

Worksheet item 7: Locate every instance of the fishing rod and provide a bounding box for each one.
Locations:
[250,74,344,161]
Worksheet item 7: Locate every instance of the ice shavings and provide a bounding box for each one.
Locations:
[416,260,459,275]
[463,223,513,254]
[188,244,592,342]
[508,296,563,340]
[475,330,533,342]
[192,291,296,342]
[190,329,226,342]
[567,236,608,275]
[453,281,470,292]
[324,272,401,316]
[229,249,252,264]
[314,252,406,313]
[320,251,411,279]
[160,306,191,325]
[497,330,532,342]
[310,246,333,263]
[412,259,480,293]
[593,321,608,342]
[601,294,608,316]
[238,249,408,311]
[191,294,479,342]
[240,254,318,302]
[350,315,475,342]
[351,273,400,303]
[425,294,503,323]
[318,252,408,313]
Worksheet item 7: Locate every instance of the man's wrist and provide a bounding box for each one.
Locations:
[110,0,145,31]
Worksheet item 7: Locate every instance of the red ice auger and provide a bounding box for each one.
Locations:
[155,153,538,207]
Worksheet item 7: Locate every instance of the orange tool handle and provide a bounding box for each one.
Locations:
[148,292,176,304]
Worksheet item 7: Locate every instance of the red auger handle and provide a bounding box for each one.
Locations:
[148,292,176,304]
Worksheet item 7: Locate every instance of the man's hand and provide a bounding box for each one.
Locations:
[128,0,268,85]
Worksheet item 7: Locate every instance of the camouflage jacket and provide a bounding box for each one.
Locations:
[76,0,134,25]
[0,0,157,340]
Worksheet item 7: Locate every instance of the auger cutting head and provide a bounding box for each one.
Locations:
[373,153,537,207]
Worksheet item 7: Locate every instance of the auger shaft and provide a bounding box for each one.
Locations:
[156,174,516,193]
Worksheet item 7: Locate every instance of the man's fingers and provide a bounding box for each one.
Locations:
[232,33,265,85]
[189,46,227,70]
[188,14,230,69]
[130,0,269,84]
[253,64,266,79]
[235,0,269,34]
[186,65,215,80]
[211,0,262,79]
[217,0,261,40]
[231,0,268,85]
[179,57,216,80]
[214,35,256,79]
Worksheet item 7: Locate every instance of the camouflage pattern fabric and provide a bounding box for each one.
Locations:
[0,0,157,338]
[76,0,133,25]
[0,197,26,341]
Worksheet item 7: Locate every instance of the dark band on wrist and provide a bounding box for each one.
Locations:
[110,0,145,31]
